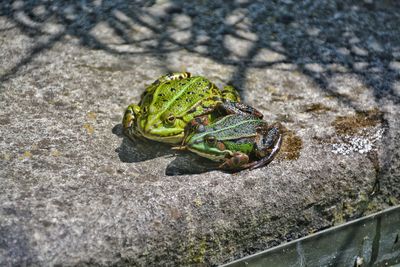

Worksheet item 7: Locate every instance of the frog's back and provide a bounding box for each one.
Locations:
[148,76,218,115]
[207,115,264,140]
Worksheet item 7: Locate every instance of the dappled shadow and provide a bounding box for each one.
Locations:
[1,0,400,106]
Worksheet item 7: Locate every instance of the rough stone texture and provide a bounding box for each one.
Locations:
[1,0,399,266]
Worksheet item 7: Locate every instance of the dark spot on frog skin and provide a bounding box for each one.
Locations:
[188,107,197,113]
[170,88,176,92]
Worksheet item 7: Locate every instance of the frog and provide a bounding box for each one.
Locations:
[174,114,282,171]
[123,72,263,144]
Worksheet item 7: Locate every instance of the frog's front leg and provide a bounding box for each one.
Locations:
[220,85,241,102]
[123,104,141,129]
[247,123,282,170]
[219,152,250,170]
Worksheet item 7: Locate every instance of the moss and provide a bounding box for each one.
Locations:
[388,196,399,206]
[189,238,207,264]
[332,209,345,225]
[19,151,32,160]
[87,112,97,120]
[1,152,11,160]
[50,149,61,157]
[278,129,303,160]
[193,197,203,207]
[331,191,380,226]
[83,123,95,135]
[332,108,384,135]
[303,103,332,113]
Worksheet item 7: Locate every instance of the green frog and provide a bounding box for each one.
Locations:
[175,114,282,171]
[123,72,262,144]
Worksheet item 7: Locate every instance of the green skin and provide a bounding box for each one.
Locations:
[123,72,262,144]
[180,114,282,171]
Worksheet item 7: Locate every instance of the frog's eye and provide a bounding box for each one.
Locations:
[204,135,216,146]
[166,115,176,125]
[142,106,148,114]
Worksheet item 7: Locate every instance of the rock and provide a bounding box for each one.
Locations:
[1,0,399,265]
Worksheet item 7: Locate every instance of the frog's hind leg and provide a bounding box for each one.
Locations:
[219,152,250,170]
[218,100,264,119]
[221,85,241,102]
[247,124,282,170]
[153,72,191,85]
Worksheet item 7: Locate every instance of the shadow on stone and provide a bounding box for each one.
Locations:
[165,152,219,176]
[112,124,172,163]
[2,0,400,106]
[113,123,219,174]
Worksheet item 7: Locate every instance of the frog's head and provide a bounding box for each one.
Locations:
[184,133,230,161]
[137,111,187,144]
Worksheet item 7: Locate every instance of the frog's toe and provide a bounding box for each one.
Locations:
[250,131,282,170]
[219,152,250,170]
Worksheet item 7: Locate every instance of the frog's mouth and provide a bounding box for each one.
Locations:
[187,147,228,162]
[179,140,230,162]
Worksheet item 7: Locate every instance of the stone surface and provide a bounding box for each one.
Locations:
[1,0,399,266]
